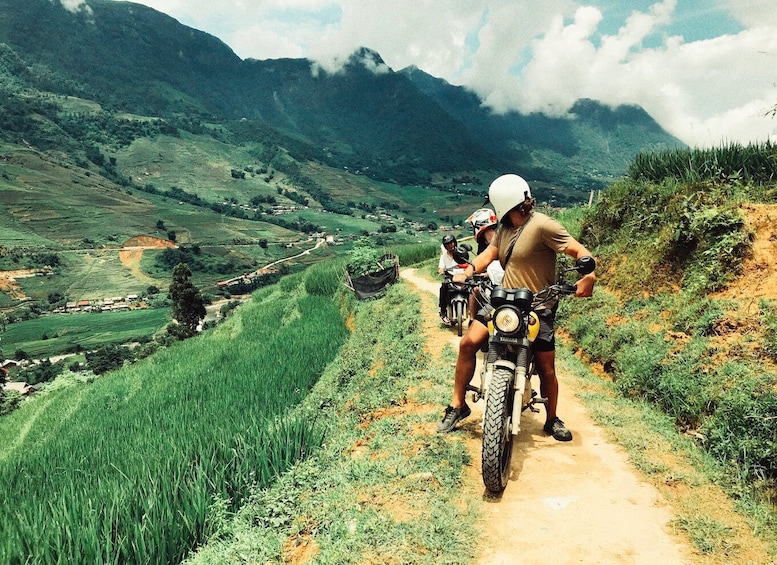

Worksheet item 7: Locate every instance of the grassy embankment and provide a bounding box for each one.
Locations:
[558,141,777,556]
[0,263,352,563]
[0,242,453,564]
[186,257,478,564]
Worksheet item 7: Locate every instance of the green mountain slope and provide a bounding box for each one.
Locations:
[401,65,684,193]
[0,0,683,193]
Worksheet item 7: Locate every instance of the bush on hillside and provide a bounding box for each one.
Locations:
[345,238,394,278]
[580,179,753,294]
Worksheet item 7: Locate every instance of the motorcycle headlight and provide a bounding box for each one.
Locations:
[493,306,522,334]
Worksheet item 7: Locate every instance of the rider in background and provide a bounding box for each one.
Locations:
[465,208,503,320]
[438,234,460,325]
[436,174,596,440]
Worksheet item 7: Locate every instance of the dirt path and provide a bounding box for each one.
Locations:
[118,235,177,285]
[400,267,698,565]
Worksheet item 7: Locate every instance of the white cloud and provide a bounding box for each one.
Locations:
[57,0,92,15]
[725,0,777,28]
[115,0,777,147]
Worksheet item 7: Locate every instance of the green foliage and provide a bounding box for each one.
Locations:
[1,308,170,358]
[186,283,476,564]
[85,344,133,375]
[19,358,64,386]
[628,141,777,186]
[561,284,777,484]
[0,283,348,564]
[568,142,777,487]
[761,300,777,362]
[581,177,753,295]
[303,259,346,298]
[672,297,725,337]
[0,389,22,416]
[391,241,439,266]
[169,263,206,338]
[345,238,394,278]
[703,370,777,482]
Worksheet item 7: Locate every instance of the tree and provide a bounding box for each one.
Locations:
[85,345,133,375]
[168,263,206,338]
[0,312,7,362]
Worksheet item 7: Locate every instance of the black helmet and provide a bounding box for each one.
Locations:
[442,234,457,247]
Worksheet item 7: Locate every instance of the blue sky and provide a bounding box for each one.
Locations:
[73,1,777,147]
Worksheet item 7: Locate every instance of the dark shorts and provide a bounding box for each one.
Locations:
[532,306,557,352]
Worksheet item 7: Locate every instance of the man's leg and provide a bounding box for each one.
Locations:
[535,348,572,441]
[437,321,488,433]
[439,283,450,322]
[534,349,558,421]
[452,321,488,407]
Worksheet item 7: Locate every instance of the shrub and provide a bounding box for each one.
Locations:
[703,370,777,481]
[345,238,393,278]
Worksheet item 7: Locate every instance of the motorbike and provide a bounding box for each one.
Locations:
[456,252,596,493]
[442,245,474,336]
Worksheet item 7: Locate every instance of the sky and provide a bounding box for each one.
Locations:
[70,0,777,148]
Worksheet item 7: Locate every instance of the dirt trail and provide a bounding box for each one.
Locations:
[118,235,176,285]
[401,268,698,565]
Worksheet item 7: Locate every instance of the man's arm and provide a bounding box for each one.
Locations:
[563,239,596,297]
[455,244,499,281]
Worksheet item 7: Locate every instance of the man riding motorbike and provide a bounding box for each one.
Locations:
[436,174,596,441]
[438,234,461,325]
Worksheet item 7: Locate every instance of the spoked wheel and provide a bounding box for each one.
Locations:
[481,367,515,493]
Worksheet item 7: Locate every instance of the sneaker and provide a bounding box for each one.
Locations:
[440,315,451,325]
[544,417,573,441]
[436,403,471,433]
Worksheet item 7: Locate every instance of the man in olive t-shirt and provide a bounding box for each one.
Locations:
[437,174,596,441]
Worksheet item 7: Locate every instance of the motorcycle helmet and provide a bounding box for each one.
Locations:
[467,208,498,244]
[441,234,457,247]
[488,174,533,221]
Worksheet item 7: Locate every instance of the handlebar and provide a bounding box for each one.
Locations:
[532,282,577,308]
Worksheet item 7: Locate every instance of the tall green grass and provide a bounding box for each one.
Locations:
[391,241,439,266]
[628,140,777,185]
[0,272,349,563]
[185,282,477,564]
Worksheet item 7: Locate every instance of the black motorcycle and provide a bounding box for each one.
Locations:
[456,250,596,493]
[442,244,473,336]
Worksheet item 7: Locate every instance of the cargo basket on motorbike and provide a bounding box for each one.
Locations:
[344,253,400,300]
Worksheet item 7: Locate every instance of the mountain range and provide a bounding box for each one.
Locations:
[0,0,683,200]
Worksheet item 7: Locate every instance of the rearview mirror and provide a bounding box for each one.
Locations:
[452,246,471,264]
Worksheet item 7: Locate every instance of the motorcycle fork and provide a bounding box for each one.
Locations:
[510,345,530,435]
[467,339,499,405]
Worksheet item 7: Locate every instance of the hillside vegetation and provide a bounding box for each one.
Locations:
[3,143,777,562]
[564,141,777,492]
[0,260,352,563]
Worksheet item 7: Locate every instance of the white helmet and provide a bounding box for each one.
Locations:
[488,174,533,221]
[466,208,498,242]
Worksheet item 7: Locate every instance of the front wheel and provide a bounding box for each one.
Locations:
[482,367,515,493]
[454,299,465,336]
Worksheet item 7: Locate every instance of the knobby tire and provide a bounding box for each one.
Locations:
[482,367,515,493]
